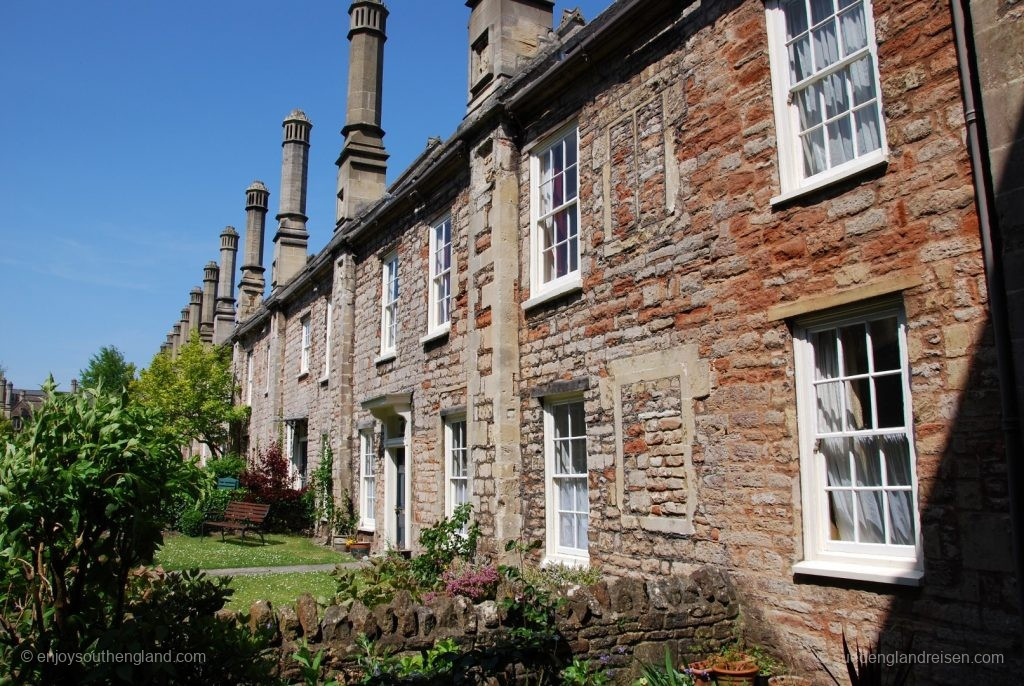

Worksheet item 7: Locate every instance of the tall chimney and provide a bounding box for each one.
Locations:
[188,287,203,344]
[239,180,270,319]
[171,323,182,357]
[179,306,192,344]
[70,378,78,394]
[215,226,239,344]
[335,0,388,227]
[4,381,12,412]
[0,374,7,412]
[466,0,554,114]
[201,261,219,344]
[272,111,312,287]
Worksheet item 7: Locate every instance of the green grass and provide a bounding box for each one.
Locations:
[222,571,337,613]
[156,532,352,571]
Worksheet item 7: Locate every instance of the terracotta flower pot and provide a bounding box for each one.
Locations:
[348,541,371,559]
[712,658,758,686]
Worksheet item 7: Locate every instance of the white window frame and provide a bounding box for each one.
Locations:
[527,122,581,307]
[265,318,274,395]
[543,396,589,567]
[443,416,469,518]
[427,215,453,337]
[359,429,376,531]
[792,299,923,585]
[379,253,399,359]
[765,0,888,204]
[323,301,333,380]
[245,350,254,405]
[299,315,311,375]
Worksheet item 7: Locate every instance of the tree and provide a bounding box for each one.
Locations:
[133,333,249,458]
[78,345,137,393]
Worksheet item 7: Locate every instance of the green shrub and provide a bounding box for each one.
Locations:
[410,503,480,587]
[0,384,207,683]
[336,552,422,608]
[178,507,206,537]
[207,453,247,479]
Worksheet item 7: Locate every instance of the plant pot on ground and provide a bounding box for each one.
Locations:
[348,541,371,558]
[711,657,758,686]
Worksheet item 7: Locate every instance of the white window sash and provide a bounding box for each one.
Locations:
[530,123,581,299]
[359,431,376,530]
[245,351,253,405]
[300,317,311,373]
[544,398,589,565]
[380,255,399,355]
[444,418,469,517]
[794,303,922,575]
[323,302,333,379]
[428,217,453,333]
[765,0,887,196]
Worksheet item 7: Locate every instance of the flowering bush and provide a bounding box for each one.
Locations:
[240,442,312,532]
[441,562,499,602]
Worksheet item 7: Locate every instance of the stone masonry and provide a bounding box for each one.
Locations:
[152,0,1024,682]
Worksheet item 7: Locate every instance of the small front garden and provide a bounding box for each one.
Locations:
[156,532,352,571]
[225,571,336,613]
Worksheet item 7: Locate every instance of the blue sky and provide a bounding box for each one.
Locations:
[0,0,611,389]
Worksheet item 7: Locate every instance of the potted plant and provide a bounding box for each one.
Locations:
[708,644,758,686]
[331,503,358,552]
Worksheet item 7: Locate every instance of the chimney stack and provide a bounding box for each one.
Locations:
[188,287,203,344]
[70,378,78,394]
[4,381,12,412]
[172,323,182,357]
[201,261,219,344]
[239,180,270,319]
[215,226,239,344]
[0,374,8,412]
[466,0,554,114]
[272,111,312,287]
[335,0,388,227]
[179,306,192,344]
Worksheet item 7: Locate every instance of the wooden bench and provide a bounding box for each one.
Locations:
[203,502,270,545]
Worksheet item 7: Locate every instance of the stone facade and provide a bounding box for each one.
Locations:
[155,0,1024,681]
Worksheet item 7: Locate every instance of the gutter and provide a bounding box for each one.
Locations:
[949,0,1024,632]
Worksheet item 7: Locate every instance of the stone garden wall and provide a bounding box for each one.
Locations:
[234,566,739,683]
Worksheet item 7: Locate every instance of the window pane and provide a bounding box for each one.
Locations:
[555,440,571,474]
[801,128,827,176]
[850,55,876,105]
[840,323,868,375]
[852,436,881,486]
[816,381,844,433]
[827,116,854,166]
[560,512,574,548]
[565,165,577,201]
[829,490,854,540]
[854,106,881,155]
[540,178,554,214]
[565,133,577,166]
[790,35,813,82]
[874,374,905,428]
[577,514,589,551]
[797,84,823,131]
[856,490,885,543]
[810,0,834,24]
[568,401,584,436]
[822,70,849,119]
[839,2,867,55]
[869,317,899,370]
[553,141,564,177]
[887,490,915,545]
[554,403,570,438]
[813,329,839,379]
[570,438,587,474]
[569,234,579,273]
[822,437,851,486]
[883,435,912,486]
[812,20,840,70]
[575,478,589,511]
[784,0,808,39]
[556,239,568,279]
[845,377,873,429]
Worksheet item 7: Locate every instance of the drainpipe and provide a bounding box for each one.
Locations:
[949,0,1024,633]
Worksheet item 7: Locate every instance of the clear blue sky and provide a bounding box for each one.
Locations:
[0,0,611,389]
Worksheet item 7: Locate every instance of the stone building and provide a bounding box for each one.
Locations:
[163,0,1023,679]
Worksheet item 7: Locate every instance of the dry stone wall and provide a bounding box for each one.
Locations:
[238,566,739,684]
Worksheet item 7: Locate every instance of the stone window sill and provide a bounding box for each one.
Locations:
[771,154,888,207]
[522,277,583,312]
[420,324,451,346]
[792,559,922,587]
[375,352,396,365]
[542,552,589,569]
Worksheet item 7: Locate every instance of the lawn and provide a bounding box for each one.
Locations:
[222,571,337,613]
[156,532,352,571]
